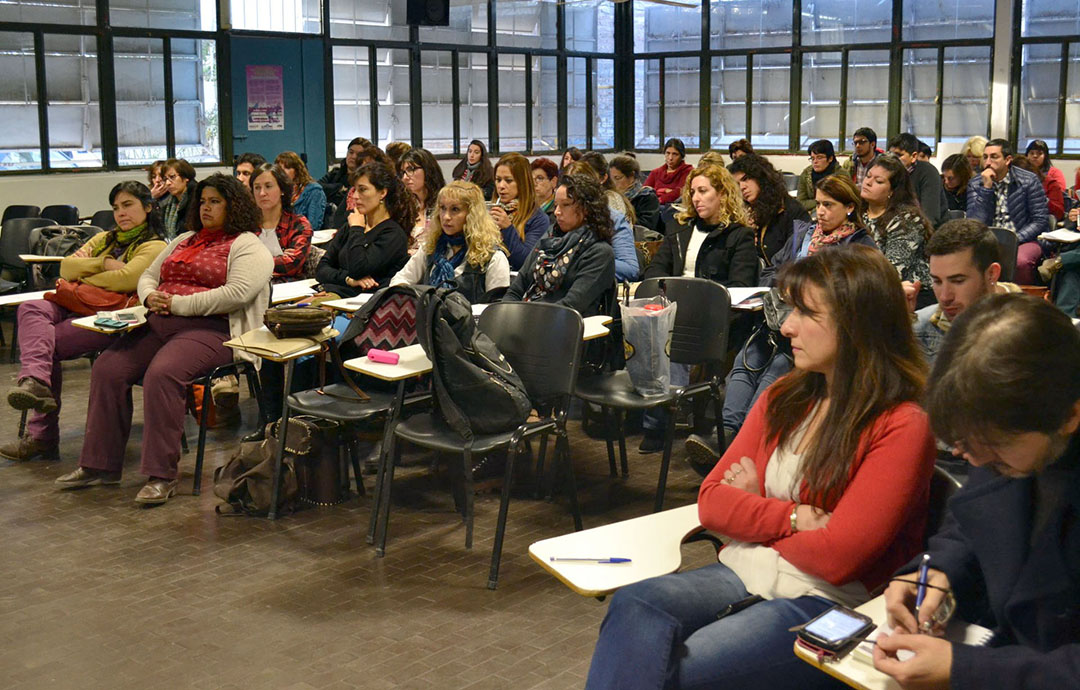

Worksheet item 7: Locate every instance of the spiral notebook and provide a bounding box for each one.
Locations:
[795,594,993,690]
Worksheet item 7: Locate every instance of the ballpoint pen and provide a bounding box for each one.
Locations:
[549,557,632,564]
[914,553,931,624]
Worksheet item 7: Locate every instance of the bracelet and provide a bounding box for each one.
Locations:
[790,504,799,533]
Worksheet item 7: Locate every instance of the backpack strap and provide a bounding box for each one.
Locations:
[315,338,371,402]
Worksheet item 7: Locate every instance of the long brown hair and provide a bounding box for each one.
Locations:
[768,245,926,509]
[274,151,315,190]
[493,152,539,240]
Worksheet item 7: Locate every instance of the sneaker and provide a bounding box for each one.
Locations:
[55,466,122,489]
[684,433,720,478]
[1039,256,1063,283]
[0,435,59,462]
[638,430,665,454]
[210,375,240,408]
[7,377,57,413]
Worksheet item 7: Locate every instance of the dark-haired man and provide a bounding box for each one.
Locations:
[233,152,267,188]
[887,133,948,227]
[840,127,880,189]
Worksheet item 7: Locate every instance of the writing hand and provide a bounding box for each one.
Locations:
[884,568,951,634]
[723,457,760,495]
[872,632,952,690]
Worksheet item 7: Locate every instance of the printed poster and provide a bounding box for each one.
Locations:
[246,65,284,131]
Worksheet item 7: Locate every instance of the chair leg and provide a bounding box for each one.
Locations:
[602,406,618,477]
[9,314,19,364]
[616,410,629,477]
[558,429,583,532]
[375,433,401,557]
[180,431,189,454]
[268,360,296,520]
[369,382,405,545]
[17,409,27,439]
[247,367,266,428]
[533,432,549,499]
[654,403,678,513]
[348,437,364,497]
[487,441,519,590]
[193,376,211,496]
[462,445,475,550]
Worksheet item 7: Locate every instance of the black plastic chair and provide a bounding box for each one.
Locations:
[989,226,1018,283]
[782,172,798,192]
[88,210,117,231]
[1,217,55,279]
[40,205,79,226]
[189,361,264,495]
[574,277,732,513]
[1,205,40,223]
[380,302,585,589]
[946,209,965,221]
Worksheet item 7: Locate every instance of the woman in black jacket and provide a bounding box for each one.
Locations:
[728,154,810,269]
[315,161,414,298]
[609,154,662,233]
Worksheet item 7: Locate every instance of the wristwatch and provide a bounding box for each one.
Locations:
[790,505,799,533]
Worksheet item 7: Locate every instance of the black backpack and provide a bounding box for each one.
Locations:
[414,286,531,439]
[29,225,100,289]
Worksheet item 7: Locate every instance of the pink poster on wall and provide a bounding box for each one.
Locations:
[246,65,284,131]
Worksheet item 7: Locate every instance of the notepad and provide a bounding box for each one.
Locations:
[1040,229,1080,243]
[223,326,336,358]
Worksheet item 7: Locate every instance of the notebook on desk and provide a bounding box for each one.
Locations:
[795,594,993,690]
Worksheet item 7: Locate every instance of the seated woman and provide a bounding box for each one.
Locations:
[316,161,413,298]
[861,155,935,309]
[490,152,551,272]
[564,160,640,283]
[797,139,839,213]
[729,153,812,270]
[961,135,987,174]
[502,173,615,317]
[644,138,693,206]
[54,174,273,504]
[147,160,168,201]
[390,181,510,303]
[586,244,936,690]
[275,151,327,231]
[0,182,167,462]
[608,154,661,233]
[940,153,972,213]
[319,136,370,208]
[398,147,446,253]
[558,146,583,175]
[328,145,394,231]
[158,158,197,239]
[451,139,495,201]
[249,163,312,282]
[530,157,559,220]
[1026,139,1066,221]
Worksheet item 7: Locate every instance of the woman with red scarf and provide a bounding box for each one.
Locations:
[55,174,273,506]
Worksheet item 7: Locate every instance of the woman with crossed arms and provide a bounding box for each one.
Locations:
[586,244,936,690]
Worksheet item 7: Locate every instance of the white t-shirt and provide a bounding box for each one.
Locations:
[258,227,283,257]
[682,227,709,277]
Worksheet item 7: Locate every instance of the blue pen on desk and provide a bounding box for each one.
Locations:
[914,553,931,621]
[550,557,632,564]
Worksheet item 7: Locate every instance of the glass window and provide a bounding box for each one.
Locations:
[568,56,588,149]
[45,33,102,168]
[903,0,994,41]
[376,48,411,149]
[110,0,214,31]
[332,45,372,155]
[711,0,793,51]
[594,58,614,150]
[0,31,40,171]
[666,57,701,148]
[420,0,487,46]
[113,37,167,166]
[566,2,615,53]
[1018,43,1061,150]
[498,53,527,152]
[533,56,559,152]
[634,0,702,54]
[900,48,937,150]
[231,0,320,33]
[845,49,889,151]
[421,51,454,154]
[0,0,95,26]
[497,0,556,50]
[459,52,488,152]
[801,0,890,46]
[1066,44,1080,154]
[1021,0,1080,38]
[710,55,746,149]
[800,51,841,149]
[751,53,789,149]
[330,0,408,41]
[940,45,991,147]
[170,38,218,163]
[633,58,660,150]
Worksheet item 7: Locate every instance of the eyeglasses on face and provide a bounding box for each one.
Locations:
[165,174,180,182]
[401,166,421,177]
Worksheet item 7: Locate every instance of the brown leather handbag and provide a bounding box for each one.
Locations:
[44,278,138,316]
[263,304,333,338]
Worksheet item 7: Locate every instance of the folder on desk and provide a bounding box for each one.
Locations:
[224,326,336,358]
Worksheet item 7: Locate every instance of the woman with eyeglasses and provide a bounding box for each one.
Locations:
[797,140,839,213]
[398,147,446,254]
[158,158,197,240]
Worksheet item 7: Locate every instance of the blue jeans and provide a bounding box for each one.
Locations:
[585,563,842,690]
[642,363,691,432]
[722,330,792,434]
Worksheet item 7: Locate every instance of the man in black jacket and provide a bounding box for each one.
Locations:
[875,294,1080,690]
[888,133,949,228]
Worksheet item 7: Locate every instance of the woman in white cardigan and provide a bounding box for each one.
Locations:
[56,174,273,506]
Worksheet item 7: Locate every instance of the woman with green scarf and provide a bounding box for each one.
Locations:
[0,181,167,462]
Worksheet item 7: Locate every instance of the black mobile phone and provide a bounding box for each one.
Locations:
[797,605,875,654]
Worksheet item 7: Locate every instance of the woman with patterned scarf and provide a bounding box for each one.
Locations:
[390,181,510,304]
[1,181,167,463]
[158,158,197,240]
[503,173,615,317]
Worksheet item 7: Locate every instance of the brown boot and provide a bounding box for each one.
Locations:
[0,435,59,462]
[7,377,58,413]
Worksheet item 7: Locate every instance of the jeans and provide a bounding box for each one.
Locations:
[585,563,843,690]
[722,330,792,435]
[642,363,691,433]
[1016,240,1045,286]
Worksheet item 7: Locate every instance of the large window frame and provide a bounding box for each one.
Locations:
[1011,1,1078,156]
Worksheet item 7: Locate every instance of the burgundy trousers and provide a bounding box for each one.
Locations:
[78,314,232,479]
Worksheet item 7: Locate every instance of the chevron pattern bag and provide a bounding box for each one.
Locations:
[341,286,419,358]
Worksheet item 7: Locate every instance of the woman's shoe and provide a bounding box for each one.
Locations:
[134,477,178,505]
[7,377,58,413]
[55,466,122,489]
[242,426,267,443]
[0,436,60,462]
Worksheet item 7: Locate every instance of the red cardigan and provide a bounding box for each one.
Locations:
[644,162,693,205]
[1043,166,1066,220]
[698,391,936,592]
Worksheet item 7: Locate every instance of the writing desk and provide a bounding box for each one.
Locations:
[0,290,48,307]
[311,229,337,245]
[270,278,318,305]
[321,294,372,313]
[728,286,769,312]
[19,254,64,263]
[71,305,148,334]
[530,504,702,598]
[582,314,612,341]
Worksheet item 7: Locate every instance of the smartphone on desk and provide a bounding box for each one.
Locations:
[114,311,139,323]
[797,605,875,656]
[93,317,127,330]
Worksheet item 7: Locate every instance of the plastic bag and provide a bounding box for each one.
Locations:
[620,296,677,397]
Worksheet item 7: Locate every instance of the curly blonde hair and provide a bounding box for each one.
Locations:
[675,163,750,227]
[425,181,506,269]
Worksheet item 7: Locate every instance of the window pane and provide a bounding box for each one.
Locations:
[376,48,410,148]
[710,55,746,148]
[1021,0,1080,38]
[332,45,372,157]
[231,0,320,33]
[114,37,166,166]
[566,2,615,53]
[420,0,487,46]
[1066,44,1080,154]
[568,56,587,148]
[0,31,40,171]
[459,52,488,151]
[421,51,453,154]
[594,58,614,149]
[173,38,218,163]
[110,0,214,31]
[634,0,702,53]
[666,57,700,148]
[533,56,558,152]
[634,58,660,149]
[1018,43,1061,150]
[498,53,527,152]
[800,51,840,149]
[904,0,994,41]
[711,0,793,51]
[45,33,102,168]
[801,0,890,46]
[845,49,889,152]
[941,46,991,147]
[497,0,556,50]
[751,53,789,149]
[330,0,408,41]
[0,0,94,26]
[900,48,937,149]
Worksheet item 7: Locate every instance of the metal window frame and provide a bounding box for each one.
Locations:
[1012,1,1077,159]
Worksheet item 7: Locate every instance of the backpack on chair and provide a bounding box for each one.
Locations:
[29,225,100,289]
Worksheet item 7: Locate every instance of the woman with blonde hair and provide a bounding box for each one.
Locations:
[390,181,510,303]
[960,135,987,173]
[275,151,327,231]
[490,152,550,271]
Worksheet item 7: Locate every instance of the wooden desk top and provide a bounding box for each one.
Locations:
[19,254,63,263]
[321,294,372,312]
[270,278,318,305]
[344,343,431,381]
[0,290,48,307]
[223,326,335,362]
[71,306,148,334]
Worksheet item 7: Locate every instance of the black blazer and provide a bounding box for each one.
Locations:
[503,235,616,317]
[644,218,758,288]
[758,195,811,266]
[315,219,409,298]
[909,160,949,227]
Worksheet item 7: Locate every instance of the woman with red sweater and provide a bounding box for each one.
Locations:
[586,244,936,690]
[644,137,693,206]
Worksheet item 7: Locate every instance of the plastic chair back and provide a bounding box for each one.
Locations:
[782,172,798,192]
[41,205,79,225]
[2,205,40,224]
[0,217,55,270]
[989,226,1017,282]
[89,210,117,230]
[478,302,584,407]
[633,277,731,366]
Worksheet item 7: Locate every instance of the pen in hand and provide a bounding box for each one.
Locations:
[914,553,931,630]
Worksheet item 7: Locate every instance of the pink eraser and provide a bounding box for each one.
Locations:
[367,348,399,364]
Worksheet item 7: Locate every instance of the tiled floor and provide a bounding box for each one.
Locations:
[0,355,716,689]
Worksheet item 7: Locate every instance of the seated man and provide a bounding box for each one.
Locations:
[966,138,1049,285]
[913,219,1020,363]
[887,133,948,227]
[875,294,1080,689]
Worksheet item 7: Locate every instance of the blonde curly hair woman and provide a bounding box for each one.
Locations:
[390,180,511,303]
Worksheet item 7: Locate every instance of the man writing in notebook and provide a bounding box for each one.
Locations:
[874,294,1080,689]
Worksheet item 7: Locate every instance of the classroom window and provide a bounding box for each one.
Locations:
[113,37,167,166]
[1021,0,1080,38]
[594,58,614,150]
[0,0,95,25]
[496,0,556,51]
[497,53,528,152]
[533,55,559,152]
[0,31,40,171]
[420,50,454,155]
[665,57,701,149]
[329,0,408,41]
[230,0,320,33]
[111,0,214,31]
[568,56,588,149]
[903,0,994,41]
[710,0,792,51]
[458,52,488,152]
[45,33,103,168]
[565,1,614,53]
[633,58,660,150]
[709,55,746,149]
[800,51,842,149]
[420,0,487,46]
[751,53,789,150]
[800,0,891,46]
[376,48,411,148]
[845,49,890,150]
[634,0,702,53]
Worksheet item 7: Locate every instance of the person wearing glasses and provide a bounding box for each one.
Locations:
[796,140,839,213]
[398,147,446,254]
[839,127,881,190]
[158,158,197,240]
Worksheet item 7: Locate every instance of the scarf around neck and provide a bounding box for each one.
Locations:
[525,226,596,302]
[169,228,230,264]
[93,222,153,263]
[163,188,188,238]
[808,220,858,255]
[810,160,838,187]
[427,233,467,288]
